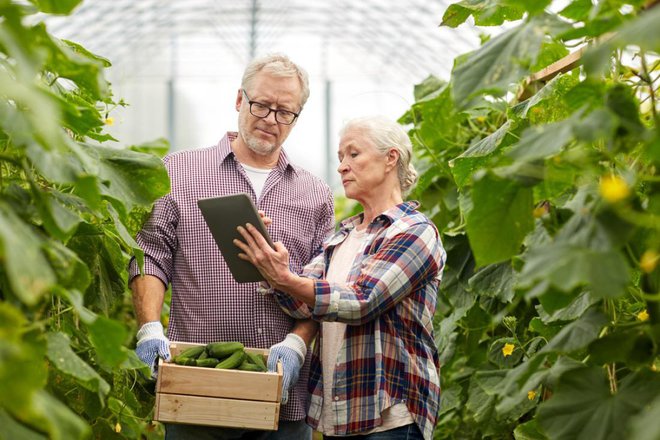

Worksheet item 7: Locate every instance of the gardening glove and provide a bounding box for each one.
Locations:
[268,333,306,405]
[135,321,171,380]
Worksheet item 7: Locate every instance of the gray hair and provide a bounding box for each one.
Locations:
[241,53,310,108]
[339,116,418,194]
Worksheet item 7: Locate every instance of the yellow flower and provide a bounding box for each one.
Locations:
[599,175,630,203]
[114,422,121,433]
[533,206,546,218]
[502,343,515,357]
[640,250,659,274]
[527,390,537,400]
[105,117,115,126]
[476,116,487,123]
[638,310,649,322]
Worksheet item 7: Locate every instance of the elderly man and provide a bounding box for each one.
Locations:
[129,53,334,440]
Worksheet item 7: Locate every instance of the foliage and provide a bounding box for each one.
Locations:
[403,1,660,439]
[0,1,170,438]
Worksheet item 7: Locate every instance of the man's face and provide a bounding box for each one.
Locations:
[236,72,303,156]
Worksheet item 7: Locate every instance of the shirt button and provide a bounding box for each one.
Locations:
[257,328,262,334]
[334,396,339,401]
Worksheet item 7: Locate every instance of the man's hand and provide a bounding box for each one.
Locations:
[268,333,306,404]
[135,321,171,379]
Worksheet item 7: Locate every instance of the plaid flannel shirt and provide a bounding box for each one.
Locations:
[272,201,446,439]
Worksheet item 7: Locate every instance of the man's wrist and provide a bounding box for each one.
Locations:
[136,321,165,342]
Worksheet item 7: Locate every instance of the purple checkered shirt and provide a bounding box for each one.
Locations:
[128,132,335,421]
[270,201,445,439]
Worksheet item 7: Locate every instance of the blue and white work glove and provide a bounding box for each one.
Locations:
[268,333,306,405]
[135,321,171,379]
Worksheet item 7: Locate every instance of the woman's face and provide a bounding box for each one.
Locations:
[337,127,395,203]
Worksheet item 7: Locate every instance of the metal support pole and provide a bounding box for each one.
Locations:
[324,79,333,186]
[167,34,177,151]
[249,0,258,59]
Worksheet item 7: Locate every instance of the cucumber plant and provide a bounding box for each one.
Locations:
[402,1,660,439]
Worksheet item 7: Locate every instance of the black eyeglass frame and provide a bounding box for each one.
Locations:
[241,89,301,125]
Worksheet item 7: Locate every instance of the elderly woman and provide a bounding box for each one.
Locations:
[235,116,446,440]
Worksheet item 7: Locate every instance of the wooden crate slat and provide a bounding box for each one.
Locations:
[155,393,279,430]
[157,362,281,401]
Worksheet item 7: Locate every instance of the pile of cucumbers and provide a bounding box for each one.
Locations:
[172,342,268,372]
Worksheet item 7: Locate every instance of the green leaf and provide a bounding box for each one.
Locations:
[489,337,524,368]
[87,316,128,369]
[27,0,82,14]
[496,355,584,414]
[536,290,599,323]
[68,228,126,314]
[558,0,592,21]
[438,383,463,416]
[42,239,91,290]
[468,262,515,303]
[628,395,660,440]
[442,0,526,27]
[511,74,579,119]
[537,368,660,440]
[465,173,534,266]
[80,143,170,211]
[451,120,514,188]
[539,308,607,354]
[452,14,568,108]
[23,390,90,440]
[0,409,48,440]
[0,303,48,414]
[0,202,56,305]
[514,418,549,440]
[466,370,507,423]
[585,6,660,75]
[507,117,574,162]
[45,332,110,399]
[519,242,629,298]
[34,189,83,241]
[588,329,655,366]
[128,137,170,158]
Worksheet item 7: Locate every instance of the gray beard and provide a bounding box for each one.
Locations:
[244,132,278,156]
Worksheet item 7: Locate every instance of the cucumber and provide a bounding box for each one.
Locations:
[207,341,244,359]
[245,352,267,371]
[177,345,206,359]
[197,350,209,360]
[238,360,264,372]
[195,358,220,368]
[215,349,246,369]
[173,356,197,366]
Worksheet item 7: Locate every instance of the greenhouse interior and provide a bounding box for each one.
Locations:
[1,0,659,439]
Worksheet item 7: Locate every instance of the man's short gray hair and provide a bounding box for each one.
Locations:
[241,53,310,108]
[339,116,418,195]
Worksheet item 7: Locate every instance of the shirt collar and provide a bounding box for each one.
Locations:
[217,131,296,174]
[338,200,421,232]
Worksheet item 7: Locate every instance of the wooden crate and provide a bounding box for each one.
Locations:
[154,342,282,430]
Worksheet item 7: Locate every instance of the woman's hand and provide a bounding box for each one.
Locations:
[234,223,292,289]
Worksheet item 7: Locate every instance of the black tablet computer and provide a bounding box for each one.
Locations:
[197,193,274,283]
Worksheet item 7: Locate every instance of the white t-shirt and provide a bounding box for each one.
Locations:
[241,162,272,197]
[316,227,414,435]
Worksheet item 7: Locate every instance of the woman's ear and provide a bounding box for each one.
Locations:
[386,148,400,171]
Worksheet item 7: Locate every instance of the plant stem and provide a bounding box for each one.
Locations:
[639,51,658,125]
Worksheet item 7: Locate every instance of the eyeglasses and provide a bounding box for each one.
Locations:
[241,89,300,125]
